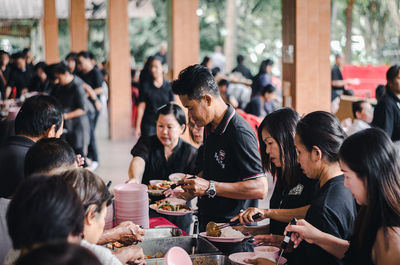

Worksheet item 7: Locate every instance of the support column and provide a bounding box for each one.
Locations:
[108,0,132,140]
[168,0,199,79]
[282,0,331,114]
[70,0,87,52]
[43,0,59,63]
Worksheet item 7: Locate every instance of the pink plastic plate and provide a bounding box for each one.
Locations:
[163,246,192,265]
[199,232,248,243]
[150,204,194,216]
[229,252,287,265]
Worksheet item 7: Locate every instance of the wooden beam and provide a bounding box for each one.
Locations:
[70,0,88,52]
[43,0,59,63]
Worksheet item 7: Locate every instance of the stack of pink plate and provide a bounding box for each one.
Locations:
[114,183,149,228]
[104,203,114,230]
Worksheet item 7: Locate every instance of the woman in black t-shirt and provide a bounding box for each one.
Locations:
[135,56,174,138]
[285,128,400,265]
[232,108,317,235]
[128,103,197,233]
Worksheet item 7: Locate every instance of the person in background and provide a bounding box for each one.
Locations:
[331,91,341,115]
[0,95,63,199]
[245,84,279,117]
[218,79,238,108]
[65,52,79,75]
[173,64,268,254]
[331,54,357,96]
[61,169,146,265]
[211,46,226,73]
[22,48,34,71]
[77,51,103,171]
[200,56,213,71]
[52,63,90,158]
[372,65,400,141]
[15,242,103,265]
[232,108,317,238]
[154,42,168,66]
[347,100,372,135]
[0,50,10,99]
[188,117,204,146]
[283,128,400,265]
[129,103,197,233]
[5,52,33,99]
[135,56,174,138]
[28,62,50,94]
[375,84,385,102]
[232,54,252,80]
[252,59,273,98]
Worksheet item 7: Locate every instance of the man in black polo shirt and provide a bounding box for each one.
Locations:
[5,52,33,99]
[172,65,268,253]
[0,95,63,198]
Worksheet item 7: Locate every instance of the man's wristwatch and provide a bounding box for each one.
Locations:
[206,180,216,198]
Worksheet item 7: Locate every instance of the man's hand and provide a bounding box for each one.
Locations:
[230,207,266,225]
[76,154,85,167]
[116,221,145,244]
[182,177,210,197]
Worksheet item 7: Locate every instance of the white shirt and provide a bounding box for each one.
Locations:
[347,119,371,135]
[0,198,12,265]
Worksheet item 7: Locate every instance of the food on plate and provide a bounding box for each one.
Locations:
[206,221,221,237]
[193,257,218,265]
[105,241,125,251]
[219,226,245,238]
[145,252,164,259]
[156,200,191,212]
[157,180,173,189]
[148,184,163,190]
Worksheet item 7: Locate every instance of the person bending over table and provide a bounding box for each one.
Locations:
[128,103,198,233]
[172,65,268,254]
[231,108,317,240]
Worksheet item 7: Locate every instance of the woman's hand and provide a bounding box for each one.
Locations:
[230,207,266,225]
[284,219,321,248]
[253,234,283,248]
[245,257,276,265]
[115,221,145,244]
[114,245,146,265]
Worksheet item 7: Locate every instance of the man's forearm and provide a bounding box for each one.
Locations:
[214,177,267,200]
[265,205,310,223]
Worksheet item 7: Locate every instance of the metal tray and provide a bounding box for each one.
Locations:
[145,254,229,265]
[144,227,183,239]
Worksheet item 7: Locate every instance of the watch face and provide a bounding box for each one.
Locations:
[208,189,216,196]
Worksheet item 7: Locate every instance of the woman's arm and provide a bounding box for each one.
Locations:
[128,157,145,183]
[264,206,310,223]
[135,102,145,138]
[372,227,400,265]
[285,219,349,259]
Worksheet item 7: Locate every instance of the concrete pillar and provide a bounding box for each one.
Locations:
[108,0,132,140]
[168,0,199,79]
[282,0,331,114]
[43,0,59,63]
[70,0,88,52]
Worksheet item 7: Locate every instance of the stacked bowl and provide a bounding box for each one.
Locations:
[114,183,149,228]
[104,202,114,229]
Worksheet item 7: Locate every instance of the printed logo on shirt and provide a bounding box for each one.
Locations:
[215,149,226,169]
[288,184,304,196]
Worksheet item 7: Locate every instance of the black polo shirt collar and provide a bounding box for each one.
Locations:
[205,104,236,136]
[387,91,400,103]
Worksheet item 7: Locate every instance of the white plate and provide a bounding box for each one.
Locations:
[199,232,248,243]
[168,173,187,183]
[150,200,194,216]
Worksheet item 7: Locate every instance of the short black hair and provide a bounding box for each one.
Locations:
[352,100,367,119]
[172,64,219,100]
[200,56,211,67]
[156,103,187,133]
[77,51,90,59]
[375,84,385,101]
[237,55,244,64]
[13,52,25,60]
[296,111,346,163]
[261,84,276,95]
[15,95,63,137]
[34,61,47,72]
[22,48,30,55]
[53,62,71,75]
[15,242,102,265]
[7,176,84,249]
[218,79,230,88]
[24,138,76,177]
[65,52,78,61]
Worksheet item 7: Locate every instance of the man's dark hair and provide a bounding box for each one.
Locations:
[15,95,63,137]
[15,242,102,265]
[13,52,25,60]
[218,79,230,88]
[22,48,30,56]
[88,51,95,60]
[172,64,219,100]
[352,100,367,119]
[237,54,244,64]
[24,138,76,177]
[375,84,385,101]
[65,52,78,62]
[45,63,58,82]
[77,51,90,59]
[261,84,276,95]
[7,176,84,249]
[53,62,71,75]
[34,61,47,72]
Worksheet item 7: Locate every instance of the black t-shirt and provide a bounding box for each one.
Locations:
[232,64,253,80]
[80,66,104,101]
[0,136,35,198]
[0,66,11,98]
[7,67,33,98]
[245,97,262,117]
[130,135,198,185]
[138,80,174,136]
[331,65,344,91]
[372,91,400,141]
[269,173,318,235]
[28,76,50,94]
[198,104,265,230]
[51,77,89,150]
[290,175,357,265]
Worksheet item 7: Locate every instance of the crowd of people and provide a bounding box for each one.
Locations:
[1,42,400,265]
